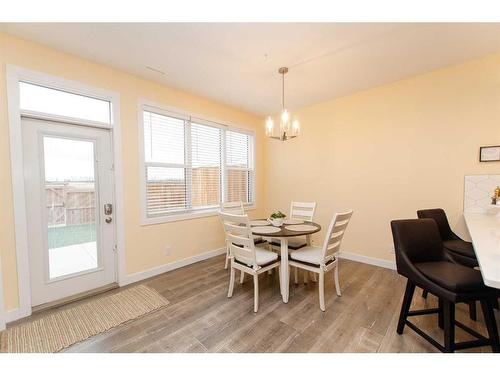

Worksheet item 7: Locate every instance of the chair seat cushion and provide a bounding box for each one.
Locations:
[270,237,307,250]
[443,240,476,259]
[415,261,486,293]
[289,246,323,265]
[254,246,279,266]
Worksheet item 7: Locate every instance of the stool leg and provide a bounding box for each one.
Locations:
[397,280,415,334]
[468,301,477,321]
[422,289,428,299]
[480,299,500,353]
[443,300,455,353]
[438,298,444,329]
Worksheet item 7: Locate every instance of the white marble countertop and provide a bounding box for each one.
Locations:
[464,213,500,289]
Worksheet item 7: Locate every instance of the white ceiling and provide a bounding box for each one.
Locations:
[2,23,500,115]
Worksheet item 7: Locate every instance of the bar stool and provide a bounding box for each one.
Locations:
[417,208,481,320]
[417,208,478,268]
[391,219,499,353]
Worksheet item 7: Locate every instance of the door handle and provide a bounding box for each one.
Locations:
[105,217,112,223]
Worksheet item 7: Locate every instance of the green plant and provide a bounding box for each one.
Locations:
[270,211,286,219]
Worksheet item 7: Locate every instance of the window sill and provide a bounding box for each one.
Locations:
[141,204,256,226]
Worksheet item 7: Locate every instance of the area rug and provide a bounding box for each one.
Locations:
[0,285,169,353]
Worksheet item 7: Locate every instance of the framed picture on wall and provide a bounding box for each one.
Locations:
[479,145,500,162]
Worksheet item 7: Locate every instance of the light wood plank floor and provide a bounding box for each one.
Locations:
[9,255,500,352]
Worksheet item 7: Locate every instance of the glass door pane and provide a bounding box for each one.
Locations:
[43,136,99,279]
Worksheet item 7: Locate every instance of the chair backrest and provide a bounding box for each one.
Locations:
[321,210,353,263]
[416,208,456,241]
[221,201,245,215]
[289,201,317,222]
[391,219,445,272]
[218,211,258,268]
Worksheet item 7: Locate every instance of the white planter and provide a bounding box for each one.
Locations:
[269,217,284,227]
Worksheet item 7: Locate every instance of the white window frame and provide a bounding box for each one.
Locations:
[138,99,256,225]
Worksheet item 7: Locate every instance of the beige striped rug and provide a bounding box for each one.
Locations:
[0,285,169,353]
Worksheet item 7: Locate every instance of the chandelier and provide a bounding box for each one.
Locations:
[265,67,300,141]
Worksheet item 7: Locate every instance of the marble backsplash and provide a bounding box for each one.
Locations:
[464,174,500,213]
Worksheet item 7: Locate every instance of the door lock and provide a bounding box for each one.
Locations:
[104,203,113,215]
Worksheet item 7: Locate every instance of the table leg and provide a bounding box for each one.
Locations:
[280,238,289,303]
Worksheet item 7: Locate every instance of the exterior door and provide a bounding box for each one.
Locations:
[22,118,116,307]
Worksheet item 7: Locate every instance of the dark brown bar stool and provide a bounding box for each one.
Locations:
[417,208,478,268]
[417,208,481,320]
[391,219,499,353]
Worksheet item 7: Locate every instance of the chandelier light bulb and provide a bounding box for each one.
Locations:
[265,116,274,136]
[281,109,289,124]
[292,119,300,135]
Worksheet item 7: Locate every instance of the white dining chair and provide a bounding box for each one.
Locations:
[221,201,244,269]
[289,210,353,311]
[220,201,265,269]
[219,211,281,312]
[270,201,317,281]
[270,201,317,251]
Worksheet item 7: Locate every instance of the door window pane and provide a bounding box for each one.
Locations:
[20,82,111,124]
[43,136,98,279]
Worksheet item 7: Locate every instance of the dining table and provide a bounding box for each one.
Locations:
[251,219,321,303]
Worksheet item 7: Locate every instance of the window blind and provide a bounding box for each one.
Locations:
[190,122,222,210]
[225,130,254,204]
[142,108,254,220]
[143,111,188,216]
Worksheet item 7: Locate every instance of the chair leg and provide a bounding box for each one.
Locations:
[334,265,341,296]
[438,298,444,329]
[468,301,477,321]
[311,272,317,282]
[318,270,325,311]
[422,289,428,299]
[294,267,298,285]
[397,280,415,334]
[240,271,245,284]
[253,274,259,313]
[443,300,455,353]
[480,299,500,353]
[228,267,235,298]
[224,246,229,270]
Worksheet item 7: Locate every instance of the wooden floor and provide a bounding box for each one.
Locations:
[9,255,500,352]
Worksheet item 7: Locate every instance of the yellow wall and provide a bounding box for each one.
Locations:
[2,30,500,314]
[265,53,500,262]
[0,32,267,311]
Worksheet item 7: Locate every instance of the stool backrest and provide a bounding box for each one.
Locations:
[391,219,445,273]
[416,208,458,241]
[321,210,353,263]
[221,201,245,215]
[290,201,316,222]
[219,211,258,269]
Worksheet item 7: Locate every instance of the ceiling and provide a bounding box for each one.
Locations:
[2,23,500,115]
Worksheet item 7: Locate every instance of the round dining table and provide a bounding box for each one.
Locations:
[251,220,321,303]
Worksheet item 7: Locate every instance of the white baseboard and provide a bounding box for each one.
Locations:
[120,247,226,286]
[5,307,28,324]
[339,251,396,270]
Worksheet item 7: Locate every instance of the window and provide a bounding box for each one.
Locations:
[141,107,255,222]
[19,81,112,124]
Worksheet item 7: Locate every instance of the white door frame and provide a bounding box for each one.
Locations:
[5,65,126,322]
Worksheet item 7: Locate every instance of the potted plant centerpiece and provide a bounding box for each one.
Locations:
[269,211,286,227]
